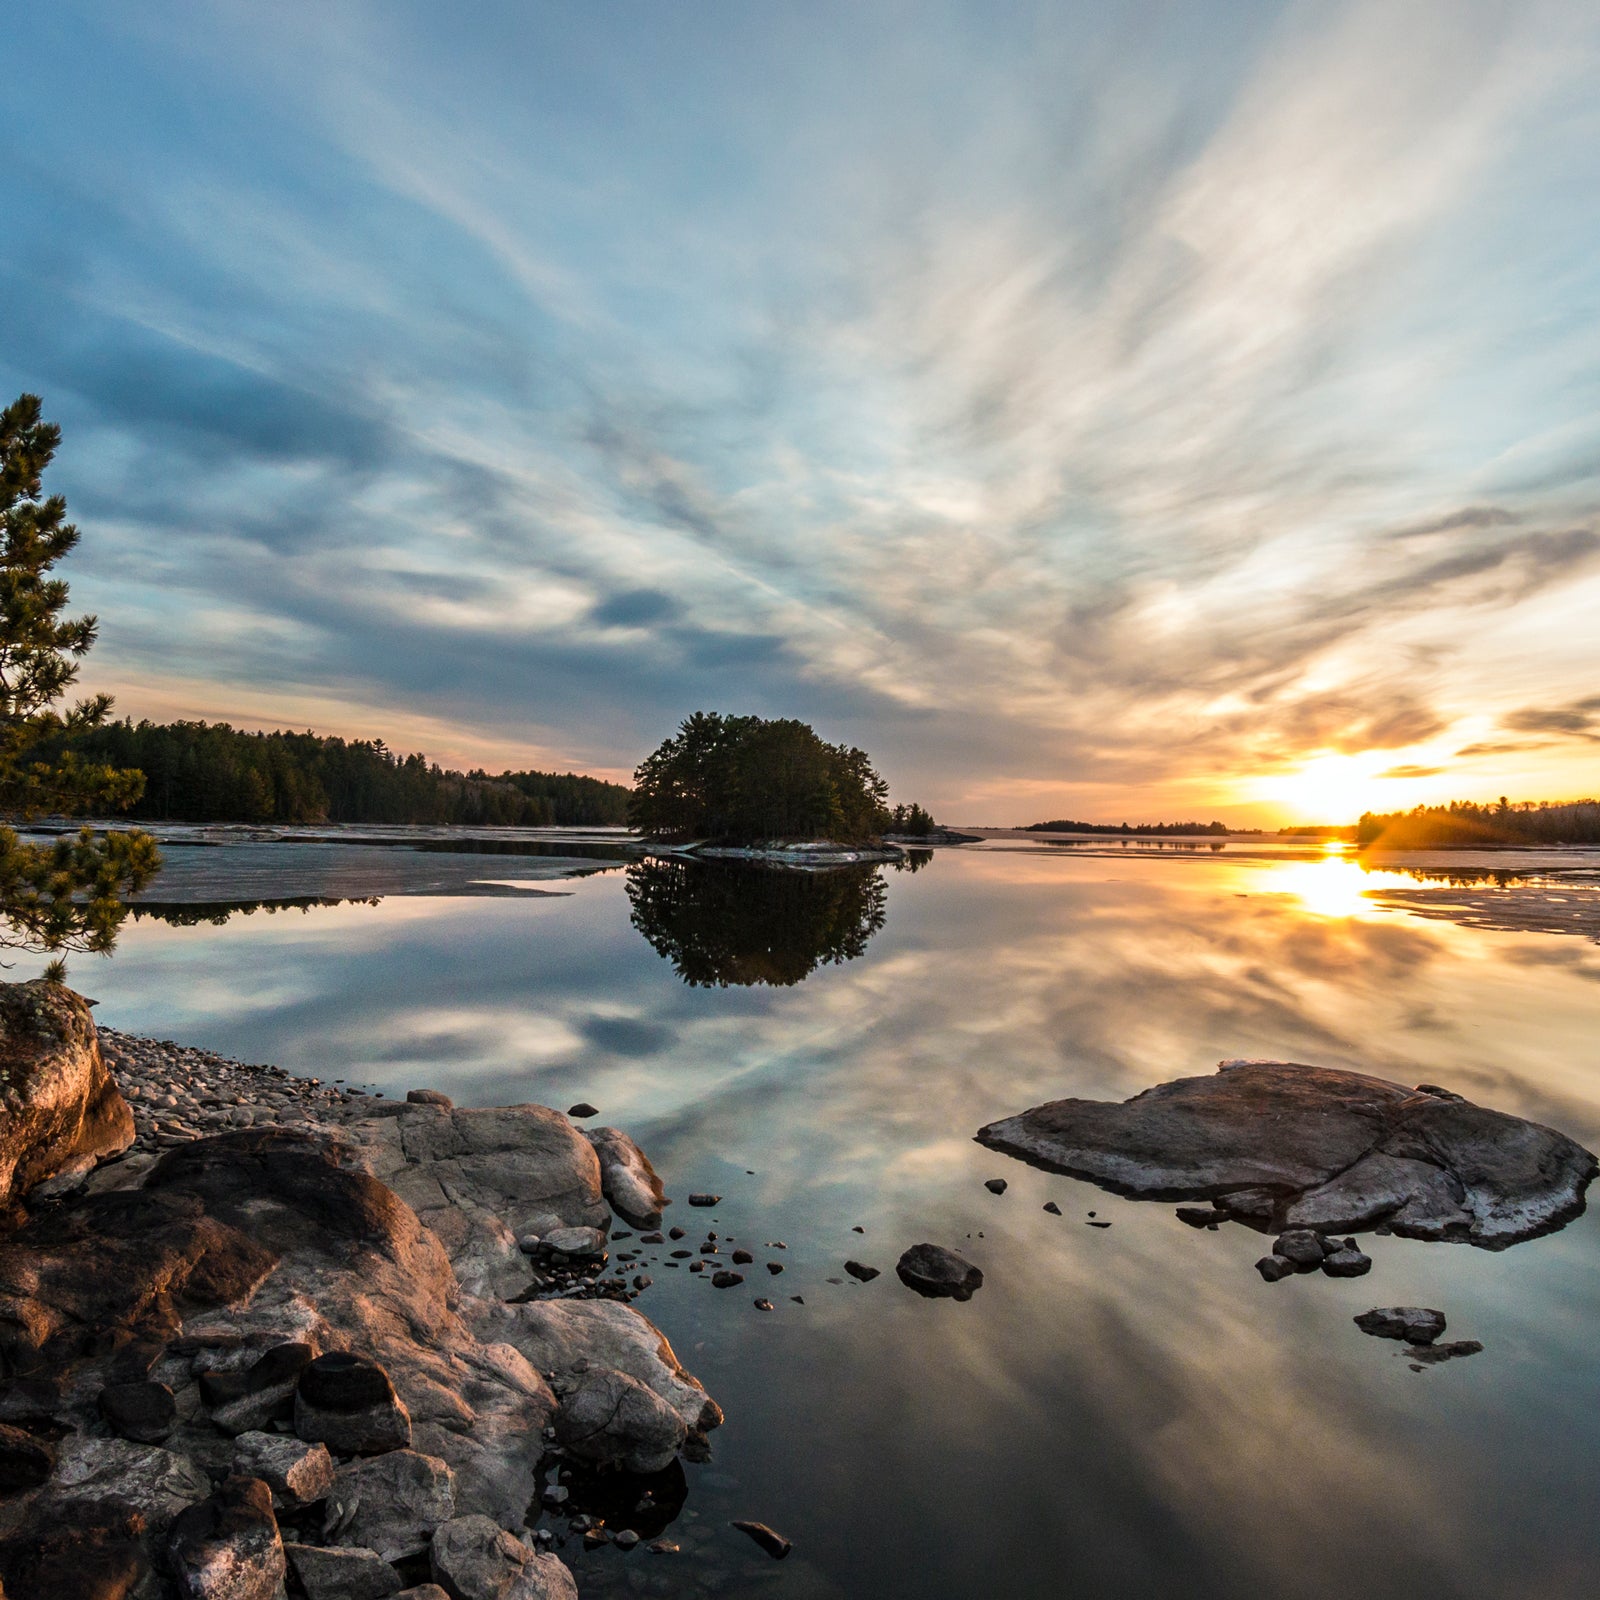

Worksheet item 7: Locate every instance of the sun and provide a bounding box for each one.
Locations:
[1260,751,1388,825]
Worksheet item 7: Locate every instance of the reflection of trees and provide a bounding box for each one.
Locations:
[626,858,887,986]
[128,896,378,927]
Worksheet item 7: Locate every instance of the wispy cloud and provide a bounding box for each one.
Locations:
[6,0,1600,818]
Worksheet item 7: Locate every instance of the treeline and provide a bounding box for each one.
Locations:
[1025,818,1235,836]
[1358,799,1600,849]
[43,719,632,827]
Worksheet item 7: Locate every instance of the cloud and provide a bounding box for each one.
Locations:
[1502,695,1600,742]
[7,0,1600,819]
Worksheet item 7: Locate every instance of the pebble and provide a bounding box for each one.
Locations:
[984,1178,1008,1195]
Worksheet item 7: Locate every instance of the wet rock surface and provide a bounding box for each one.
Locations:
[978,1059,1598,1255]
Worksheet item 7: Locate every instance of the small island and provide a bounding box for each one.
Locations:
[627,712,932,863]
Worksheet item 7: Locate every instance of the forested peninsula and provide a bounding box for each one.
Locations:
[1358,799,1600,849]
[49,719,632,826]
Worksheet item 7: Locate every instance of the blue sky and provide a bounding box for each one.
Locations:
[5,0,1600,823]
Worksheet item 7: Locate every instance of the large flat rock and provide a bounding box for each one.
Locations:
[976,1060,1597,1247]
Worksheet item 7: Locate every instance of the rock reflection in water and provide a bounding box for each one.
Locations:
[625,858,887,986]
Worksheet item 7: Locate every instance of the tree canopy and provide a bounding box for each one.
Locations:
[627,712,898,844]
[0,394,158,958]
[56,718,632,827]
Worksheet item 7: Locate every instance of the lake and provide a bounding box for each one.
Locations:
[38,830,1600,1599]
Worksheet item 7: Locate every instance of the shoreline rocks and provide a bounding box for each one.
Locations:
[0,982,721,1599]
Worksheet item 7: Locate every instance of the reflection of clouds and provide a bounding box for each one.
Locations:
[65,849,1600,1595]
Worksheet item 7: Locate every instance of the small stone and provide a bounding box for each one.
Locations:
[1273,1229,1326,1266]
[1042,1202,1062,1215]
[731,1249,753,1265]
[1255,1254,1295,1283]
[406,1089,453,1108]
[639,1232,664,1244]
[613,1529,640,1551]
[984,1178,1008,1195]
[648,1539,679,1554]
[1354,1307,1447,1346]
[731,1520,792,1560]
[895,1243,983,1301]
[844,1261,880,1282]
[790,1295,804,1304]
[542,1484,570,1506]
[766,1261,783,1274]
[687,1194,721,1207]
[711,1271,745,1288]
[668,1226,686,1239]
[753,1299,774,1311]
[567,1102,599,1118]
[1321,1246,1372,1277]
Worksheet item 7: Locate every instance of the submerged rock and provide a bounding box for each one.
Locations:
[976,1059,1597,1249]
[895,1244,984,1301]
[731,1520,793,1559]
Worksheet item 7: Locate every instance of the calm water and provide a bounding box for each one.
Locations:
[40,836,1600,1600]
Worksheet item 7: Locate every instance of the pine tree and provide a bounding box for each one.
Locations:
[0,393,158,959]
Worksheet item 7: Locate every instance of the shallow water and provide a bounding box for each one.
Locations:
[43,837,1600,1599]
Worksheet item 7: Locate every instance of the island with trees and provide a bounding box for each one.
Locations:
[627,711,935,859]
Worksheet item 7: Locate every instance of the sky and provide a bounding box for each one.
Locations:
[5,0,1600,826]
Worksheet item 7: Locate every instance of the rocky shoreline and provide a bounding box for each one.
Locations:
[0,979,727,1599]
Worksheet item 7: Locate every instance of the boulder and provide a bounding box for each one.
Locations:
[977,1060,1597,1248]
[98,1380,177,1443]
[551,1367,687,1474]
[470,1296,722,1434]
[167,1474,285,1600]
[429,1515,577,1600]
[0,979,134,1205]
[286,1542,402,1600]
[206,1343,315,1435]
[1354,1307,1447,1345]
[895,1244,983,1301]
[295,1353,412,1455]
[326,1451,457,1562]
[584,1127,668,1229]
[232,1432,334,1509]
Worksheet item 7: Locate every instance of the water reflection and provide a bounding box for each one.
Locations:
[625,857,887,986]
[35,839,1600,1600]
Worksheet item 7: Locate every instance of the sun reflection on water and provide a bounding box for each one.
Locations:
[1267,845,1415,918]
